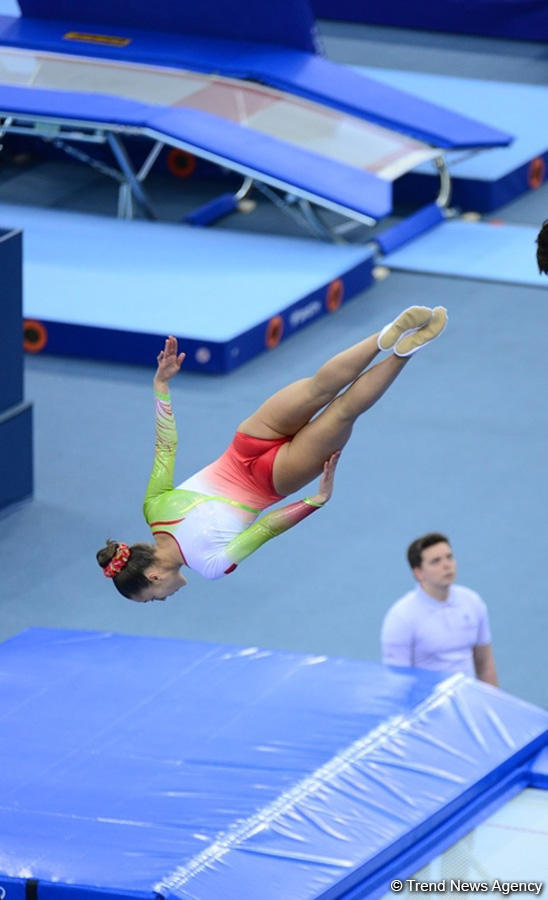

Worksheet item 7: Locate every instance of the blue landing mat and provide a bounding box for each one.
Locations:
[358,68,548,212]
[0,628,546,900]
[0,203,375,372]
[384,220,548,287]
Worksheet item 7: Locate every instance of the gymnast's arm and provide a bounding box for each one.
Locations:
[143,336,186,513]
[224,451,340,568]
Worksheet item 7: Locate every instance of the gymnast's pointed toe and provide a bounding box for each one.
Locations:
[394,306,448,357]
[377,306,432,351]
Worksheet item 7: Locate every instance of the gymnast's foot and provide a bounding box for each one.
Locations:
[377,306,432,351]
[394,306,448,357]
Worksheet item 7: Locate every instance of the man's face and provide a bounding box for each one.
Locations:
[413,542,457,593]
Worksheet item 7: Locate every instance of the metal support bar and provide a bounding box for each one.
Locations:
[0,115,14,141]
[136,140,164,182]
[234,175,254,203]
[434,155,452,209]
[0,115,13,152]
[49,137,123,182]
[252,183,329,239]
[105,131,156,220]
[297,198,339,241]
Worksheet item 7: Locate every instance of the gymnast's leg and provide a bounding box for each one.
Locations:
[271,306,447,496]
[237,306,433,442]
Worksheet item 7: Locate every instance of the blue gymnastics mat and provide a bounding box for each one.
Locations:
[383,219,548,288]
[0,203,375,372]
[358,68,548,213]
[0,628,547,900]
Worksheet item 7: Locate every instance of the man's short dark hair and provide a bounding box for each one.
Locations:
[536,220,548,274]
[407,532,450,569]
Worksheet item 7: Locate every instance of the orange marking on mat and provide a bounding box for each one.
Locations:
[326,278,344,312]
[63,32,131,47]
[167,149,197,179]
[528,156,545,189]
[265,315,284,349]
[23,319,48,353]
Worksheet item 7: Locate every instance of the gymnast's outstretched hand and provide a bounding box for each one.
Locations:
[154,335,185,392]
[308,450,341,505]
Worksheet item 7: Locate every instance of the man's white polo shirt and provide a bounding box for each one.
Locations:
[381,584,491,677]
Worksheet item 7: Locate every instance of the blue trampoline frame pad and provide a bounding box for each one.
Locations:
[0,204,376,372]
[0,628,546,900]
[356,68,548,213]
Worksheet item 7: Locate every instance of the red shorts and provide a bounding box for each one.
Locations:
[216,431,291,507]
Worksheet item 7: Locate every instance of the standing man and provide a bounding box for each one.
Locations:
[381,533,498,685]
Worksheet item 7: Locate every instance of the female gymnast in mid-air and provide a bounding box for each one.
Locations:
[97,305,447,601]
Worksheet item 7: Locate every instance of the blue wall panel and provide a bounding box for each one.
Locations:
[0,228,23,411]
[0,227,33,510]
[311,0,548,41]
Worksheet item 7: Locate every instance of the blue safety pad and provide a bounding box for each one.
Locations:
[0,628,546,900]
[17,0,318,53]
[0,203,375,372]
[384,220,548,288]
[376,202,444,255]
[529,748,548,789]
[355,67,548,211]
[0,15,511,151]
[242,51,511,151]
[0,85,392,222]
[147,107,391,221]
[358,68,547,179]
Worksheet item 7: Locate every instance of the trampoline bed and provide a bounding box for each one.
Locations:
[0,628,546,900]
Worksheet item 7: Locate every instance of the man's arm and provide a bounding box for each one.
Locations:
[473,643,498,686]
[381,606,414,668]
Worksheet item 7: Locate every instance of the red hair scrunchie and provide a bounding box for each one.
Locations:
[103,542,131,578]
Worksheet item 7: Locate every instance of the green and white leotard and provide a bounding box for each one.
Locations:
[143,392,322,580]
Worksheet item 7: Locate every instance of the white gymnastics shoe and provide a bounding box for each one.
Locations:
[377,306,432,351]
[394,306,448,357]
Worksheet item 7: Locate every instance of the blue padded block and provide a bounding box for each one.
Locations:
[184,193,237,226]
[240,51,512,150]
[0,227,23,412]
[0,83,150,126]
[0,202,375,372]
[0,15,259,71]
[0,16,511,152]
[384,220,548,288]
[376,202,444,255]
[0,403,33,509]
[17,0,318,53]
[0,629,546,900]
[529,747,548,789]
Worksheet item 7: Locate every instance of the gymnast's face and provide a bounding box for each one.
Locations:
[134,569,188,603]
